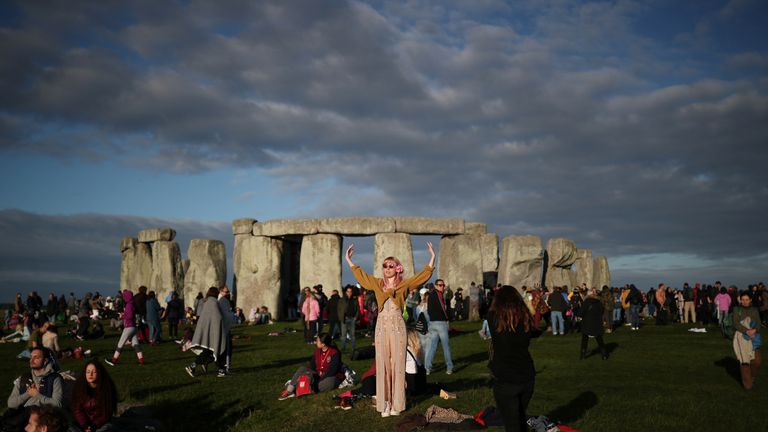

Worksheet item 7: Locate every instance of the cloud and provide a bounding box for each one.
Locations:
[0,1,766,290]
[0,209,230,298]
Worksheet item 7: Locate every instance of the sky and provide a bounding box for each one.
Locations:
[1,0,767,300]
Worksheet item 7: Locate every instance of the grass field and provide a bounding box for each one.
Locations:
[1,319,765,432]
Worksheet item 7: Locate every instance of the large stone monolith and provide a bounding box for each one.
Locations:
[544,238,577,289]
[318,217,396,235]
[138,228,176,243]
[183,240,227,307]
[120,237,153,293]
[438,235,483,294]
[593,256,611,289]
[498,235,543,292]
[234,235,283,318]
[299,234,342,292]
[149,241,184,299]
[373,233,415,279]
[468,284,481,321]
[574,249,594,289]
[253,219,319,236]
[393,217,465,235]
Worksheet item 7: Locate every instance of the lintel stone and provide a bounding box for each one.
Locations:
[317,217,396,235]
[394,217,465,235]
[138,228,176,243]
[254,219,319,236]
[232,218,257,235]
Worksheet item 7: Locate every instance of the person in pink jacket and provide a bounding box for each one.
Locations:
[301,287,320,344]
[714,287,732,330]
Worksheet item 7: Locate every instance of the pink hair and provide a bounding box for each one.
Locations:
[380,256,403,288]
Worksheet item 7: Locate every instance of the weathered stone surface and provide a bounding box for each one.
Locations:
[299,234,342,294]
[149,241,184,299]
[438,235,483,296]
[544,238,577,289]
[183,240,227,308]
[120,236,136,253]
[317,217,396,235]
[468,284,481,321]
[394,217,465,235]
[498,235,543,291]
[593,256,611,289]
[373,233,415,279]
[138,228,176,243]
[234,235,283,319]
[232,218,256,235]
[574,249,594,289]
[480,233,499,273]
[120,240,153,293]
[465,222,487,235]
[255,219,318,236]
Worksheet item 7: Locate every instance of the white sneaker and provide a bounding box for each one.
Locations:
[381,402,391,418]
[390,409,400,416]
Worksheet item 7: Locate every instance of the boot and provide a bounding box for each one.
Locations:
[741,364,753,390]
[751,350,761,383]
[579,350,586,360]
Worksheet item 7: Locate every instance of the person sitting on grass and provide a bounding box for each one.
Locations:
[278,334,342,400]
[70,359,118,432]
[2,347,63,431]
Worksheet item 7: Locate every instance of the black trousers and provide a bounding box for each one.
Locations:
[492,379,534,432]
[581,334,606,355]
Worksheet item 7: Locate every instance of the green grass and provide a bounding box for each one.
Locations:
[2,319,765,431]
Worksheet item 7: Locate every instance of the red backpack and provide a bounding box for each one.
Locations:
[295,374,313,397]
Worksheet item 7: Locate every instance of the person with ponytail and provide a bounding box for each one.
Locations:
[487,285,541,432]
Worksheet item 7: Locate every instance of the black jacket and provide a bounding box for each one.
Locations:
[427,290,449,322]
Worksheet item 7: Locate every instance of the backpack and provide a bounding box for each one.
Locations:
[415,312,429,335]
[295,373,313,397]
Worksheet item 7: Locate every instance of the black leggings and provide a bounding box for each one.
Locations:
[493,379,534,432]
[580,334,606,355]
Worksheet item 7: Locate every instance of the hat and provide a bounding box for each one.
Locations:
[419,288,429,296]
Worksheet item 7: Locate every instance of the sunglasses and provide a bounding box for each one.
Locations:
[436,283,445,287]
[382,264,396,269]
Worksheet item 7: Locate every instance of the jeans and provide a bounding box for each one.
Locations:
[550,311,564,335]
[629,305,640,328]
[341,317,356,352]
[425,321,453,372]
[612,308,622,323]
[328,320,340,340]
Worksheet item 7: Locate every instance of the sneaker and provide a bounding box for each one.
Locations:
[381,402,391,418]
[104,358,116,367]
[341,398,353,410]
[217,369,227,377]
[278,390,295,401]
[389,409,400,416]
[425,369,431,375]
[446,370,453,375]
[200,364,208,374]
[185,366,195,377]
[138,358,144,366]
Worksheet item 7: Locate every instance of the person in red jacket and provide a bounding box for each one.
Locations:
[278,334,343,400]
[70,359,117,432]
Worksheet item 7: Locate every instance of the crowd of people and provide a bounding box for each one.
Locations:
[2,274,764,431]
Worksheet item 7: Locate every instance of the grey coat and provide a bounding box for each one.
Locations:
[191,297,227,360]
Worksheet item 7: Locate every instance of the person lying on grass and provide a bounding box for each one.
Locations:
[278,334,342,400]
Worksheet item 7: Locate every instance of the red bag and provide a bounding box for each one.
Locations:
[295,374,313,397]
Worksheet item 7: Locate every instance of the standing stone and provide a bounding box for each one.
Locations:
[373,233,415,279]
[438,235,483,295]
[480,233,499,273]
[138,228,176,243]
[498,235,544,292]
[149,241,184,299]
[300,234,342,294]
[183,240,227,308]
[574,249,594,289]
[120,237,153,293]
[544,238,577,289]
[593,256,611,289]
[234,236,283,319]
[468,284,481,321]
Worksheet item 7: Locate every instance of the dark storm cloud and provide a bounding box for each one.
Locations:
[1,0,766,287]
[0,209,230,300]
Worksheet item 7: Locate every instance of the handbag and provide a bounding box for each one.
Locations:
[415,312,429,335]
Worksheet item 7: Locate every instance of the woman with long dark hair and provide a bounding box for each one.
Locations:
[71,359,118,432]
[487,285,540,432]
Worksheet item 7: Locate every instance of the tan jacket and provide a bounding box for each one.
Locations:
[351,265,433,311]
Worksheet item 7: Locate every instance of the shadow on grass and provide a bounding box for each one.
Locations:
[235,355,309,374]
[131,380,200,400]
[152,393,263,432]
[451,351,489,374]
[546,390,598,424]
[714,357,741,384]
[584,342,618,359]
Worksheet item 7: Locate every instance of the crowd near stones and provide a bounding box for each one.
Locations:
[0,217,764,432]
